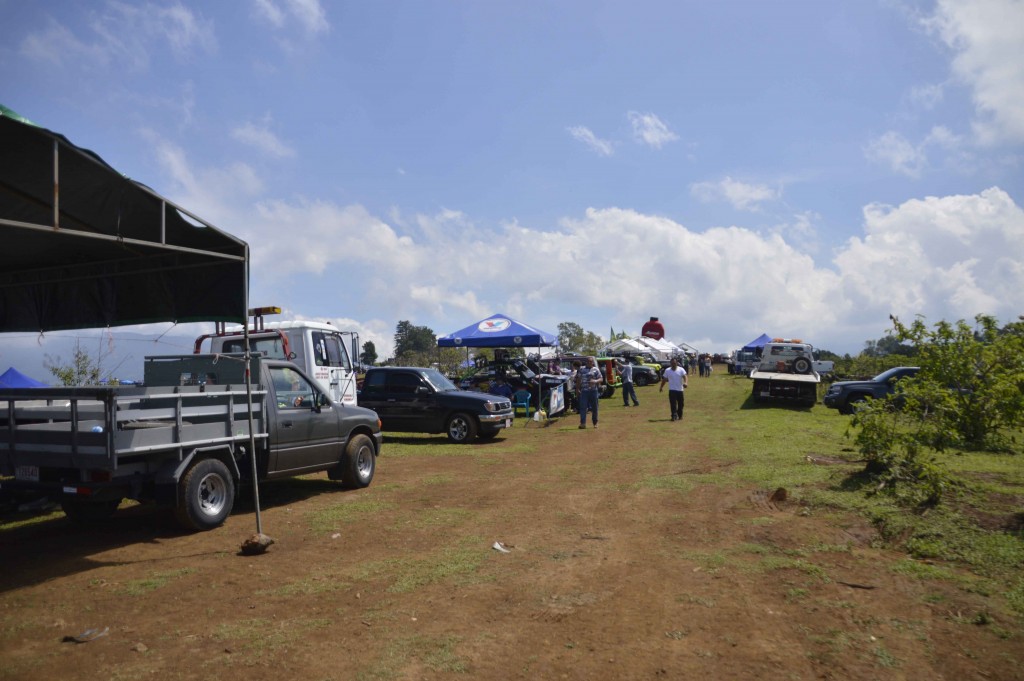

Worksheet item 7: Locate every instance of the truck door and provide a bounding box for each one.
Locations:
[310,331,357,407]
[388,371,445,431]
[268,366,340,474]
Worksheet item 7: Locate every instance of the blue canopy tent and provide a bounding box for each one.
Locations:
[438,314,560,419]
[742,333,772,352]
[437,313,557,348]
[0,367,47,388]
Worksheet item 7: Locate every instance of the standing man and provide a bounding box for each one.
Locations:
[659,356,688,421]
[617,359,640,407]
[576,357,603,429]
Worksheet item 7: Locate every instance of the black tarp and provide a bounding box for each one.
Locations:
[0,106,248,333]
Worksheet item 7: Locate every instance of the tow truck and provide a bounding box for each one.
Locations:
[748,338,822,406]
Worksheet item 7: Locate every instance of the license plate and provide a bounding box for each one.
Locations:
[15,465,40,482]
[505,419,513,428]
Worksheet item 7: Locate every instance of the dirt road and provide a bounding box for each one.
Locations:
[1,376,1020,680]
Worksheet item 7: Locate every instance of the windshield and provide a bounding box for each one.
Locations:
[421,368,458,392]
[874,367,917,382]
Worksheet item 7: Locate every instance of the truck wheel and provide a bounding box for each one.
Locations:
[446,413,478,443]
[601,385,616,399]
[175,458,235,531]
[793,357,812,374]
[61,498,120,523]
[841,395,867,415]
[634,374,649,387]
[335,434,376,488]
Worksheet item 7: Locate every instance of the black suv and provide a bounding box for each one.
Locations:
[360,367,514,442]
[823,366,919,414]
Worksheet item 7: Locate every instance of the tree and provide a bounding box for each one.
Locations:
[890,313,1024,449]
[849,313,1024,505]
[557,322,604,355]
[359,341,378,368]
[394,321,436,358]
[393,321,437,367]
[44,341,102,386]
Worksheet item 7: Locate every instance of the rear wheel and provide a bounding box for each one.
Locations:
[634,374,649,387]
[175,458,235,531]
[601,385,616,399]
[446,413,478,443]
[333,434,375,488]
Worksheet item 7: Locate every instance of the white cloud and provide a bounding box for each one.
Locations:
[865,126,967,177]
[924,0,1024,145]
[908,82,945,110]
[252,0,285,28]
[253,0,329,34]
[690,177,780,211]
[835,187,1024,324]
[150,136,1024,357]
[627,111,679,149]
[864,131,927,177]
[230,116,296,158]
[19,2,216,71]
[567,126,614,156]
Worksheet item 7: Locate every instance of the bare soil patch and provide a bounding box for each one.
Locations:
[1,380,1021,680]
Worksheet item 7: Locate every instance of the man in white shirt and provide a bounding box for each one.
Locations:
[659,357,688,421]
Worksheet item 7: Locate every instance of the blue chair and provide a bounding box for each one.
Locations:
[512,389,532,419]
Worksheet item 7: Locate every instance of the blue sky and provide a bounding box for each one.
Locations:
[2,0,1023,380]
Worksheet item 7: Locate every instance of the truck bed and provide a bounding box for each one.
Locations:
[1,384,267,474]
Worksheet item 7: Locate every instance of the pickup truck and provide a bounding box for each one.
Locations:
[823,366,920,414]
[0,354,382,531]
[360,367,514,443]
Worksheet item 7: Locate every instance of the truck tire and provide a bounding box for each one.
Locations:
[61,498,120,523]
[175,458,235,531]
[446,413,478,443]
[792,357,812,374]
[840,394,867,415]
[335,434,376,488]
[634,374,649,387]
[601,385,616,399]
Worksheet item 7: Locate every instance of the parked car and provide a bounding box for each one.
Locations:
[360,366,514,442]
[822,366,920,414]
[615,358,659,386]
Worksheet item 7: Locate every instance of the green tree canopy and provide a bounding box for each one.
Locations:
[359,340,378,367]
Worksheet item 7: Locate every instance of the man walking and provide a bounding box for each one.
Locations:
[617,359,639,407]
[576,357,603,429]
[659,356,688,421]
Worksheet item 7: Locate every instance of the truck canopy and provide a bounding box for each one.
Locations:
[0,105,248,332]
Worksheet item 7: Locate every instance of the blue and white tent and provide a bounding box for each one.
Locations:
[437,314,557,348]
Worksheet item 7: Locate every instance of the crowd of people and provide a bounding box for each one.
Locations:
[479,352,708,427]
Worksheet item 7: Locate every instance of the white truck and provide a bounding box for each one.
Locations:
[748,339,822,406]
[195,307,360,407]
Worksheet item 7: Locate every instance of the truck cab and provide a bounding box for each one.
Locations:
[195,307,359,407]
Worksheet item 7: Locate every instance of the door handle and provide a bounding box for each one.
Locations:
[282,421,294,428]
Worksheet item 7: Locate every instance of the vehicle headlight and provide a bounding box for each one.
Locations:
[485,401,502,413]
[825,386,839,396]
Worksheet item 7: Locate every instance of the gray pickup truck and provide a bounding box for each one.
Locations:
[360,366,514,443]
[0,354,382,530]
